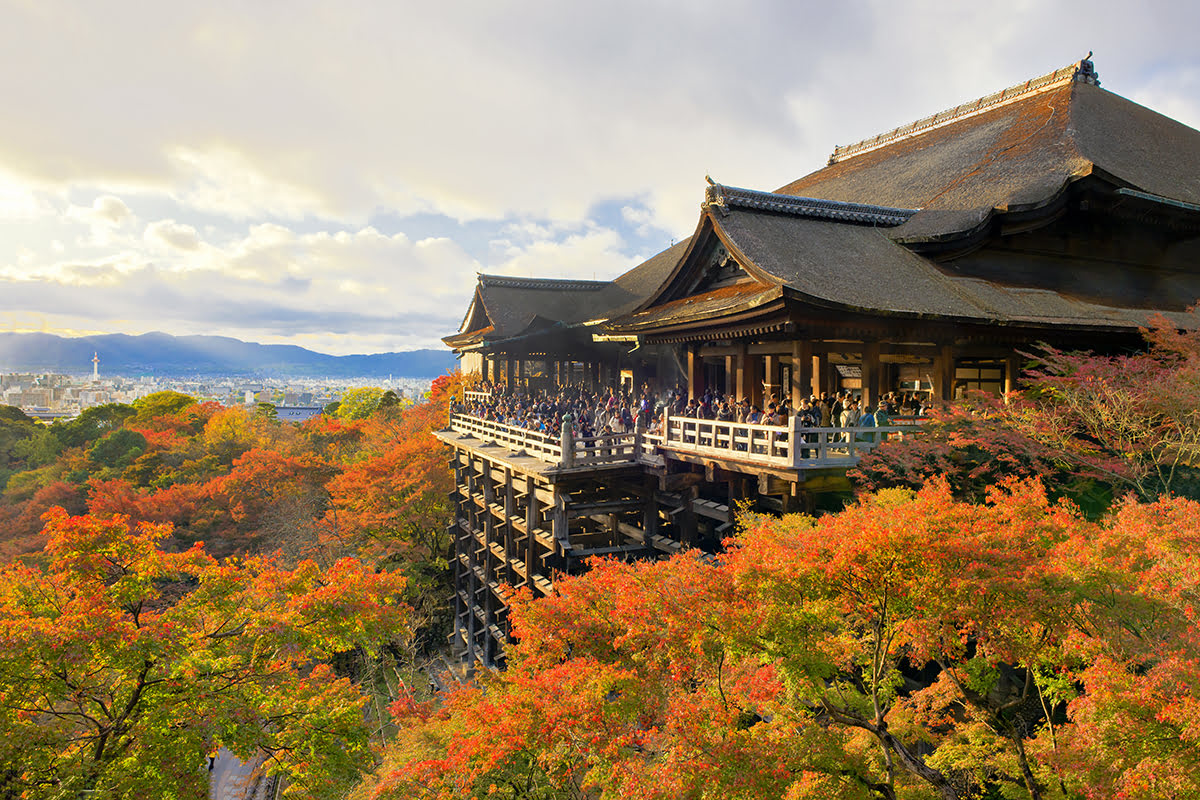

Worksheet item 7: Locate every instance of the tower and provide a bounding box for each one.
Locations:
[92,352,99,382]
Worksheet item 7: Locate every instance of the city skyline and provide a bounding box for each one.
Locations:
[2,1,1198,355]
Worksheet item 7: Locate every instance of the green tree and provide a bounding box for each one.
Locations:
[0,509,409,798]
[335,388,386,421]
[130,391,196,426]
[88,428,148,469]
[50,403,135,450]
[0,406,40,488]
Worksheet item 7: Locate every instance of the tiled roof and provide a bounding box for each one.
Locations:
[776,58,1200,243]
[828,58,1100,165]
[703,182,917,226]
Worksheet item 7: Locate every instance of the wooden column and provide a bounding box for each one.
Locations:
[687,345,703,400]
[525,475,537,584]
[763,354,778,406]
[932,345,955,402]
[552,491,569,569]
[724,355,735,396]
[504,356,514,386]
[643,474,659,539]
[1005,353,1021,402]
[814,351,830,396]
[747,354,763,408]
[503,469,515,586]
[791,340,812,407]
[734,344,750,401]
[465,461,478,666]
[862,342,881,407]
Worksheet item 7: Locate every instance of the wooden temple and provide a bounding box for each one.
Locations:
[437,57,1200,666]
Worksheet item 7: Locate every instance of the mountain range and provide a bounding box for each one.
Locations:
[0,332,458,379]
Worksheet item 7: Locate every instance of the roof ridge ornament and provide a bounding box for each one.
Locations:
[477,274,609,291]
[828,55,1101,166]
[703,180,918,226]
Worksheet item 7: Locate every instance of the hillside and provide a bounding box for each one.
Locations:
[0,332,457,378]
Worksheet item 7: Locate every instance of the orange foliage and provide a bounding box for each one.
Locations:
[366,480,1200,800]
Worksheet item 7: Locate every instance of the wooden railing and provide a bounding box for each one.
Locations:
[448,413,637,468]
[448,410,922,470]
[448,413,564,462]
[661,412,919,468]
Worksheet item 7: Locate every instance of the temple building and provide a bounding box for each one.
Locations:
[438,57,1200,665]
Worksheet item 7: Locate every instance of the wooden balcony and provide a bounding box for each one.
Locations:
[441,410,922,476]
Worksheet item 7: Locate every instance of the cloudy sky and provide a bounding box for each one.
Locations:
[2,1,1198,355]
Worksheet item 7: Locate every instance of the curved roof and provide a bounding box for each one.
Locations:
[443,242,687,350]
[777,75,1200,243]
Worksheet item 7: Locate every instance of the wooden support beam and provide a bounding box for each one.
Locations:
[815,351,830,396]
[566,499,644,517]
[687,344,703,400]
[1005,353,1020,401]
[679,486,699,547]
[659,471,704,492]
[757,473,796,496]
[791,339,812,408]
[552,491,569,558]
[525,475,537,581]
[862,341,881,407]
[933,345,955,402]
[643,474,659,539]
[503,469,515,587]
[734,343,750,402]
[763,354,778,406]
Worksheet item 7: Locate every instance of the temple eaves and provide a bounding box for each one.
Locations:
[827,55,1102,166]
[703,181,918,226]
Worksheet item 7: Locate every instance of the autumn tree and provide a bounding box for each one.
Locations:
[324,373,467,650]
[0,509,409,799]
[361,480,1200,800]
[850,393,1081,503]
[1013,319,1200,500]
[858,318,1200,509]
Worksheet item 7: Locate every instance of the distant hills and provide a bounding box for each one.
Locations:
[0,332,458,379]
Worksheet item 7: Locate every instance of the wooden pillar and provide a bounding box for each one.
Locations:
[791,340,812,407]
[504,356,514,386]
[687,345,703,400]
[481,464,495,648]
[932,345,955,402]
[735,344,750,402]
[763,354,778,406]
[643,475,659,539]
[724,355,735,396]
[525,476,537,583]
[1005,353,1020,401]
[465,461,478,667]
[747,354,763,408]
[680,486,699,548]
[503,469,515,586]
[552,491,569,569]
[862,342,881,407]
[814,351,830,396]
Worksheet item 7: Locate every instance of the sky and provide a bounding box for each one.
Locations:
[2,0,1199,356]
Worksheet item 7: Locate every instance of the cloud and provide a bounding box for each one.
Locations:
[0,218,483,352]
[489,226,631,282]
[144,219,201,251]
[2,1,1200,353]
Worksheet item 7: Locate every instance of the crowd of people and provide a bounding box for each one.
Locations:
[455,380,929,442]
